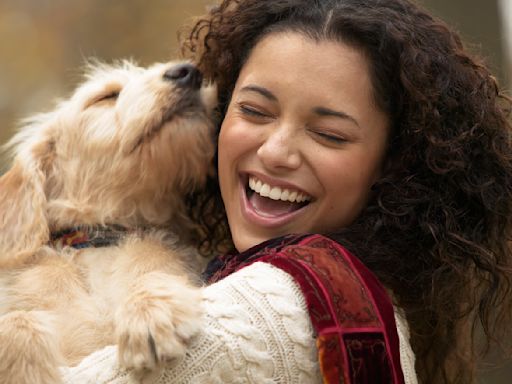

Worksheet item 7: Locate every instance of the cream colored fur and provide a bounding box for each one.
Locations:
[0,60,217,384]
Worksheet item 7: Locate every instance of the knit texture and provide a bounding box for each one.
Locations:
[61,262,417,383]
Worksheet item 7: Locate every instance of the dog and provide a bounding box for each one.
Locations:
[0,60,217,383]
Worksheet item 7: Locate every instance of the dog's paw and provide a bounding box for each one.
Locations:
[115,272,203,371]
[0,310,63,384]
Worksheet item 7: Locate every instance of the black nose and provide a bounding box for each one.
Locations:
[163,63,202,89]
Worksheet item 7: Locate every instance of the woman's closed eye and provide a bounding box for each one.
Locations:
[238,103,273,121]
[309,129,347,145]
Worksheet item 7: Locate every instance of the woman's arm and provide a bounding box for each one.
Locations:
[61,261,418,384]
[61,262,321,383]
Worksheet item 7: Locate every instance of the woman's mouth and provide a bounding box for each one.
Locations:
[240,174,312,226]
[248,176,311,204]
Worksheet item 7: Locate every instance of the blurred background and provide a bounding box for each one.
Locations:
[0,0,511,381]
[0,0,511,153]
[0,0,212,161]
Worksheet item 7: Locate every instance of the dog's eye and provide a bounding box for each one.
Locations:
[84,90,120,109]
[94,91,120,103]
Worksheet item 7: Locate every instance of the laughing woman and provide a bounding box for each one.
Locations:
[64,0,512,383]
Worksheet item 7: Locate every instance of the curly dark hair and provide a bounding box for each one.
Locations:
[181,0,512,382]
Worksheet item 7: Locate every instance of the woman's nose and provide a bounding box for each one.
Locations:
[256,127,301,170]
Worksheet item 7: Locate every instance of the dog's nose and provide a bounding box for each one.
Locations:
[163,64,202,89]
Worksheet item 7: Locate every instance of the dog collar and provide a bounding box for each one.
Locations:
[50,225,129,249]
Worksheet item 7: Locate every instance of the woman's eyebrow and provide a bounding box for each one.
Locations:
[239,85,277,101]
[313,106,360,128]
[239,85,360,128]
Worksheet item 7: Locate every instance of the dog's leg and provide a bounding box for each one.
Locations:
[0,310,63,384]
[6,248,107,366]
[111,235,203,373]
[115,271,202,371]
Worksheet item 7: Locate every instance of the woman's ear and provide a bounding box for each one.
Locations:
[0,144,51,268]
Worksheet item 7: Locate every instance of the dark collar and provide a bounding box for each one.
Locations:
[203,234,309,282]
[50,225,129,249]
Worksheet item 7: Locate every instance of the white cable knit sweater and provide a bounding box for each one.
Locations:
[62,262,418,384]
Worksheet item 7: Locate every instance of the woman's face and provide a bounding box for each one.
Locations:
[218,32,389,252]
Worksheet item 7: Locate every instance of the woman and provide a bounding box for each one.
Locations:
[64,0,512,382]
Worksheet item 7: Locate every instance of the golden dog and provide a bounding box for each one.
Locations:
[0,61,217,383]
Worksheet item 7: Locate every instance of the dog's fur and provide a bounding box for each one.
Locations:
[0,60,217,383]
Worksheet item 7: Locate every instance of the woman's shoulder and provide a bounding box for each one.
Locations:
[210,259,418,384]
[207,234,415,384]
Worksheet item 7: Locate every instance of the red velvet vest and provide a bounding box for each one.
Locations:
[205,234,406,384]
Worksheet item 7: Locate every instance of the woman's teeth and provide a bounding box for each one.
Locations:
[248,176,311,203]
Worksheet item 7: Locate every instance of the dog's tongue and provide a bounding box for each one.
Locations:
[249,192,301,216]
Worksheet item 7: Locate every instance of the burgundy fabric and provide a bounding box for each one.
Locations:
[205,234,405,384]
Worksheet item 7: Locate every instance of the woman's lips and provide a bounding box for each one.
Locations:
[239,174,311,228]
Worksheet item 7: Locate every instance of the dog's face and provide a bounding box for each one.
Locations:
[62,62,216,181]
[58,61,216,206]
[0,61,217,260]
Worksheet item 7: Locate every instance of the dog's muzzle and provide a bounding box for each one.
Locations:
[163,63,203,90]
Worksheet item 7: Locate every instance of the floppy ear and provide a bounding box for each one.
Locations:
[0,140,51,268]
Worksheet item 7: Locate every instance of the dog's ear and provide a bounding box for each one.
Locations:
[0,131,53,268]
